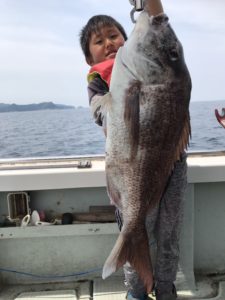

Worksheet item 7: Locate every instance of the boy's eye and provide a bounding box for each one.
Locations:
[110,34,118,39]
[95,39,102,45]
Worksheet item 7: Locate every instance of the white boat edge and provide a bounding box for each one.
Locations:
[0,151,225,299]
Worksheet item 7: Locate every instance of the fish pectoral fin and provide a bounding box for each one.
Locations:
[174,112,191,161]
[124,80,141,160]
[102,229,153,293]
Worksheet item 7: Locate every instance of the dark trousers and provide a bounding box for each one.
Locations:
[115,154,187,297]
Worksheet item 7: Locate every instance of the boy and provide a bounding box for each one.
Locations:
[80,1,187,299]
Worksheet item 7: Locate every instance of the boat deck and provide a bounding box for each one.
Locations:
[1,274,225,300]
[0,152,225,299]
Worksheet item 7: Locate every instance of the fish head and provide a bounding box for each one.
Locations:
[123,12,186,81]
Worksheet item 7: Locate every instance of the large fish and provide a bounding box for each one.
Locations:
[102,11,191,292]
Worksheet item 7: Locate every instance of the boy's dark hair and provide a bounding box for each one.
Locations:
[80,15,127,59]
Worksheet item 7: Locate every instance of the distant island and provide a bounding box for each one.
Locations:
[0,102,75,113]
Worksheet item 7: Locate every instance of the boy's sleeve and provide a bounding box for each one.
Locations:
[88,76,109,127]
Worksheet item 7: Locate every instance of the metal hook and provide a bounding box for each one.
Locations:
[129,0,144,23]
[130,7,137,23]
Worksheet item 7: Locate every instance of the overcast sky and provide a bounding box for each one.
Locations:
[0,0,224,107]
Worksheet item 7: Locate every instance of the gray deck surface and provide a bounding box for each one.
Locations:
[0,276,225,300]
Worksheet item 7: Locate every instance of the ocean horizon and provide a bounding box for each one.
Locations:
[0,100,225,160]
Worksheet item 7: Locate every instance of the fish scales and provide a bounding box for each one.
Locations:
[102,12,191,293]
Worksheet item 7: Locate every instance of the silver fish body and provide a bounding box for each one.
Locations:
[102,12,191,292]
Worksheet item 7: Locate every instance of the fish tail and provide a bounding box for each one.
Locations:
[102,229,153,293]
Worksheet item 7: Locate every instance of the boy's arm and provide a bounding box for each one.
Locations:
[91,95,108,136]
[88,76,109,136]
[145,0,164,15]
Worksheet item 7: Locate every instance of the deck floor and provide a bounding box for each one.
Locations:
[0,275,225,300]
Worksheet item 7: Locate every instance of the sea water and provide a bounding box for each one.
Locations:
[0,100,225,159]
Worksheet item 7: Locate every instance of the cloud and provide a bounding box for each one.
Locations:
[0,0,224,105]
[165,0,225,29]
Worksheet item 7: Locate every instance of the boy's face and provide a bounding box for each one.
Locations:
[87,25,125,66]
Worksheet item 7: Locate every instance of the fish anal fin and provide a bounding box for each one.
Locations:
[102,229,153,293]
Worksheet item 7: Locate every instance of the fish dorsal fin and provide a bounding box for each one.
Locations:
[174,112,191,162]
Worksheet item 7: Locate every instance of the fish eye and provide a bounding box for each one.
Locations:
[169,49,179,61]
